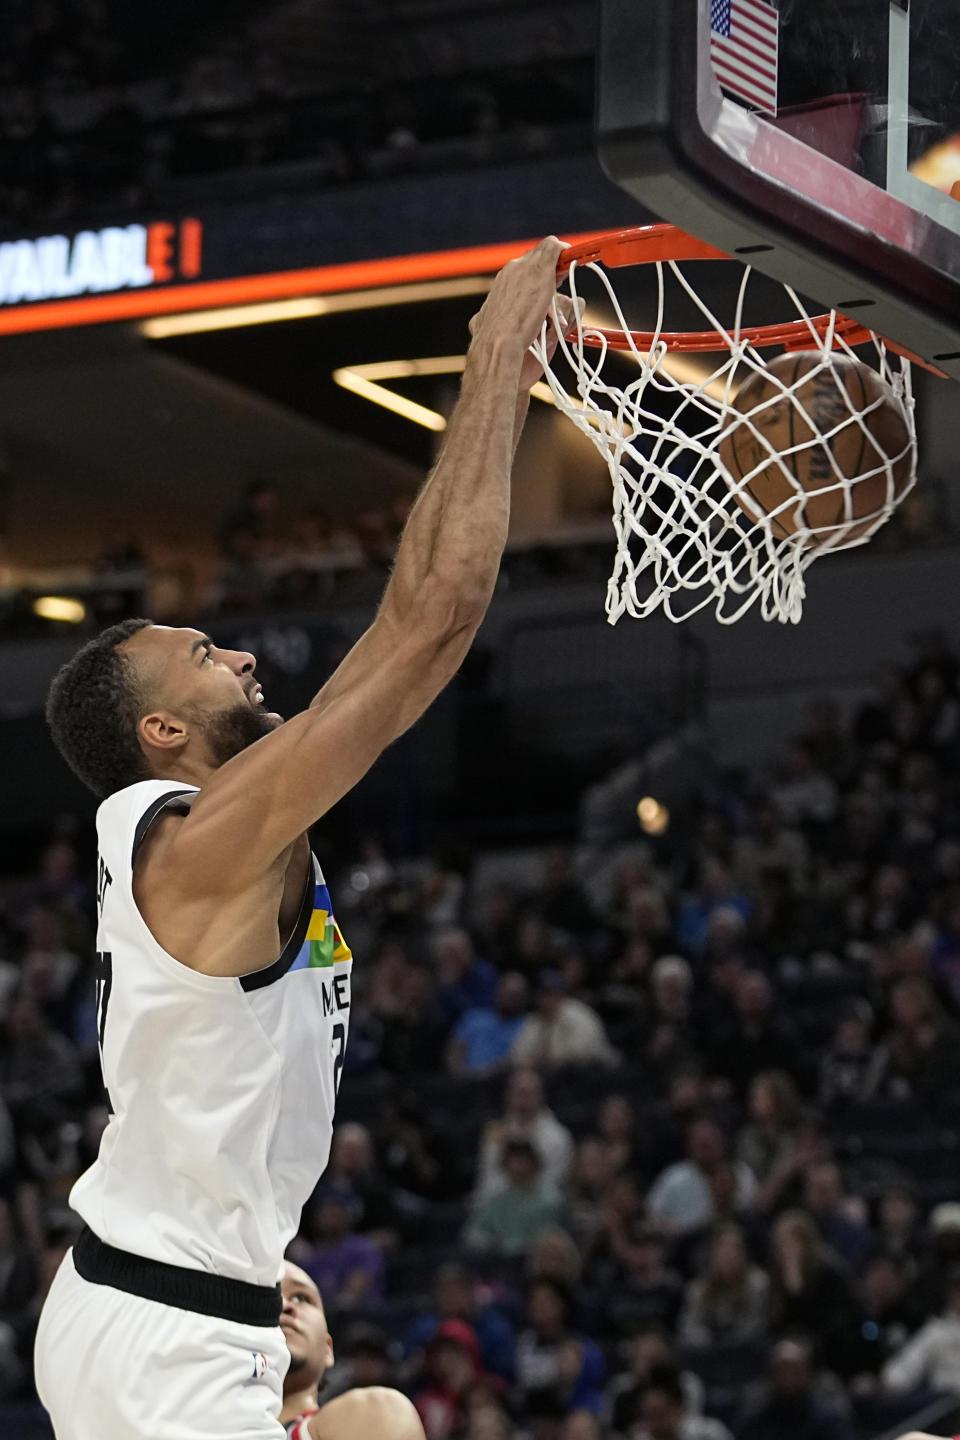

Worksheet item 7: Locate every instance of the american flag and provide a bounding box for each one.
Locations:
[710,0,779,116]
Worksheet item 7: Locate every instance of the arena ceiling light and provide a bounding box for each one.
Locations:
[138,277,493,339]
[332,354,558,431]
[637,795,670,835]
[332,359,452,432]
[32,595,86,623]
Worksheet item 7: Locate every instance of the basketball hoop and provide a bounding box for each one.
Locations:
[534,224,921,625]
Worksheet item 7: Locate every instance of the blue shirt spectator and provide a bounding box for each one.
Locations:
[447,972,530,1075]
[432,927,499,1028]
[402,1262,516,1380]
[298,1184,385,1306]
[674,859,753,956]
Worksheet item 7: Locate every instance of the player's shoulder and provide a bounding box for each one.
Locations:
[96,780,199,880]
[313,1388,424,1440]
[98,778,199,829]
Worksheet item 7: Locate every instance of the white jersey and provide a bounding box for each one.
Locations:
[70,780,352,1287]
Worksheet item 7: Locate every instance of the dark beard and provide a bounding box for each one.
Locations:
[286,1352,329,1393]
[195,701,280,768]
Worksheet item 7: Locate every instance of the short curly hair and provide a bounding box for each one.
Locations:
[46,618,154,798]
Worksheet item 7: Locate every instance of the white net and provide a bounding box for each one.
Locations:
[532,254,918,625]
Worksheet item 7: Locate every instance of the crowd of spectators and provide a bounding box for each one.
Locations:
[2,470,950,641]
[0,479,618,640]
[0,0,592,237]
[3,635,960,1439]
[209,479,614,615]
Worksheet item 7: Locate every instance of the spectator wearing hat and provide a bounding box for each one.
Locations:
[463,1137,563,1257]
[297,1182,386,1308]
[402,1264,516,1382]
[510,968,618,1069]
[415,1320,487,1440]
[476,1066,574,1196]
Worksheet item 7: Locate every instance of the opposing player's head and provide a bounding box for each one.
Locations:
[280,1262,334,1394]
[46,619,282,796]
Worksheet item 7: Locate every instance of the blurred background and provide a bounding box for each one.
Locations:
[3,3,960,1439]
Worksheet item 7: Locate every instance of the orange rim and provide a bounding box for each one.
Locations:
[558,223,946,376]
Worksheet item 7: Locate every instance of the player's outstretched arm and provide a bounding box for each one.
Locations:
[304,1387,426,1440]
[169,238,569,889]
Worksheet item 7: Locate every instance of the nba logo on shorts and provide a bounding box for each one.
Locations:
[250,1352,268,1380]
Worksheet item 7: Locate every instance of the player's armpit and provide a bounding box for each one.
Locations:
[308,1387,426,1440]
[160,595,478,894]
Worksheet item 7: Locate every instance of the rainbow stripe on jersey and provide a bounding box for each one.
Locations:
[289,882,352,972]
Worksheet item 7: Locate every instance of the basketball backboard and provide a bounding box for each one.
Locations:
[597,0,960,380]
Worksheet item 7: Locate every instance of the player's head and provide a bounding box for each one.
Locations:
[46,620,282,796]
[280,1262,334,1395]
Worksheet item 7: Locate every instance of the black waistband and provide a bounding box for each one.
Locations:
[72,1226,282,1328]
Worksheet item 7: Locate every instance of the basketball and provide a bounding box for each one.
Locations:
[717,351,915,546]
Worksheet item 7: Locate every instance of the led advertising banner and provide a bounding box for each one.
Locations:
[0,156,639,336]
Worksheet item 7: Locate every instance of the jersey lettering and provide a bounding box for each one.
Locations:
[96,854,113,917]
[95,950,113,1051]
[332,1021,346,1096]
[321,973,350,1017]
[94,950,114,1113]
